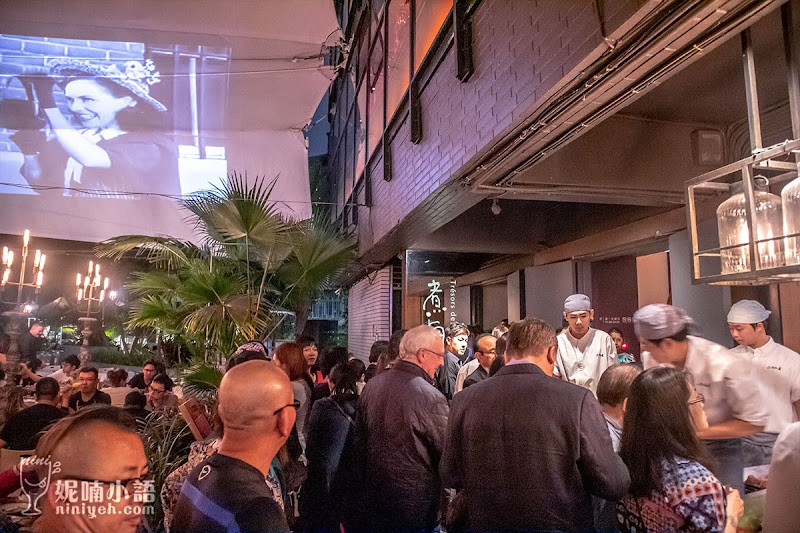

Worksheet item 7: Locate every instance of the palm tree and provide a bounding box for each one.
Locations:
[277,216,356,334]
[96,172,355,357]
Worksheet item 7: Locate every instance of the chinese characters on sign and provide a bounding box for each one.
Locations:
[423,279,457,338]
[596,316,633,324]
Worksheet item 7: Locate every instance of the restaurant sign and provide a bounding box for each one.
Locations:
[423,279,457,338]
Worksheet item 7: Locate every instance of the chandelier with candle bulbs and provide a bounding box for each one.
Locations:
[76,260,111,317]
[1,229,46,308]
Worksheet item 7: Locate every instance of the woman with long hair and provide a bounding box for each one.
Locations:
[300,362,360,532]
[274,342,314,450]
[618,366,730,532]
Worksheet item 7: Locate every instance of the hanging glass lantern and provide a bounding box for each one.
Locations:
[783,164,800,266]
[716,176,784,274]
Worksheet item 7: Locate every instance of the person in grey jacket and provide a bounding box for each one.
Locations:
[354,325,449,532]
[441,318,630,532]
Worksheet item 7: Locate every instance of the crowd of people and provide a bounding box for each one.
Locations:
[0,294,796,532]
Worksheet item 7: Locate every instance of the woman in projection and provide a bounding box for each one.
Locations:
[12,59,180,197]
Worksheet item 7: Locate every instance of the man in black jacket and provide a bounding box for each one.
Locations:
[441,318,630,532]
[356,325,449,532]
[434,322,470,402]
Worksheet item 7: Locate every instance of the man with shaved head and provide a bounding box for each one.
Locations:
[462,334,497,389]
[33,406,148,533]
[171,360,293,532]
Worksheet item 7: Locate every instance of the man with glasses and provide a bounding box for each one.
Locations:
[145,374,178,412]
[172,360,294,533]
[635,303,768,493]
[354,325,449,532]
[462,334,497,389]
[33,405,149,533]
[63,366,111,412]
[128,359,161,391]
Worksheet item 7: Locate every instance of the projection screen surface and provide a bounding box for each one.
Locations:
[0,3,336,243]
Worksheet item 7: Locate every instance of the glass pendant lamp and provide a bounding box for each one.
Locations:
[783,164,800,265]
[717,176,784,274]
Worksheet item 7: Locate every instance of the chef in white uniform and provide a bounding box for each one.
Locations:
[635,303,768,493]
[727,299,800,466]
[554,294,617,396]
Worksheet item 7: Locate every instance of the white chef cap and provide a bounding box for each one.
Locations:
[727,300,771,324]
[564,294,591,313]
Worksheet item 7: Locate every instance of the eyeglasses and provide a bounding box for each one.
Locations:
[689,393,705,405]
[273,399,301,415]
[421,348,445,358]
[149,386,165,394]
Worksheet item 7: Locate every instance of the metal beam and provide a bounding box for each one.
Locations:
[783,1,800,146]
[742,28,763,152]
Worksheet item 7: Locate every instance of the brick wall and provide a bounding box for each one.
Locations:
[0,35,144,152]
[351,0,647,264]
[347,266,393,362]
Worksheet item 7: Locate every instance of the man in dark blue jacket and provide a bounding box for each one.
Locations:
[441,318,630,532]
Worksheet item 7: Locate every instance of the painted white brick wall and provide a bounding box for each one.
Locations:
[347,266,393,362]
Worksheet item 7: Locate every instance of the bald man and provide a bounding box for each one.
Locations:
[463,334,497,389]
[171,360,294,533]
[33,406,148,533]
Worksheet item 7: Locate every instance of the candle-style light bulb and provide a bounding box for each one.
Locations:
[84,276,90,288]
[23,229,30,247]
[104,277,109,289]
[95,264,100,276]
[2,247,7,265]
[7,251,13,267]
[77,287,83,301]
[34,250,41,268]
[99,290,105,302]
[36,271,43,287]
[76,274,82,287]
[2,269,9,285]
[93,276,100,287]
[39,254,45,270]
[88,261,93,275]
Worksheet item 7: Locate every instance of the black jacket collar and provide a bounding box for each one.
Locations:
[494,362,547,377]
[394,360,435,382]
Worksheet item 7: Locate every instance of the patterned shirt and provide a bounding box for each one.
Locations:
[618,458,726,532]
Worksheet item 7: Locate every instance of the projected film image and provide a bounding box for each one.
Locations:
[0,34,230,198]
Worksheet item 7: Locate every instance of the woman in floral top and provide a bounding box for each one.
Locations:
[617,367,729,532]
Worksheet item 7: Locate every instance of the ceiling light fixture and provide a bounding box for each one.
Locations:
[491,198,502,215]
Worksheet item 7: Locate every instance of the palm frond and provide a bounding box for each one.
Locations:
[182,294,268,350]
[126,271,182,297]
[181,362,224,393]
[95,235,202,270]
[278,216,357,307]
[183,173,291,254]
[127,295,184,332]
